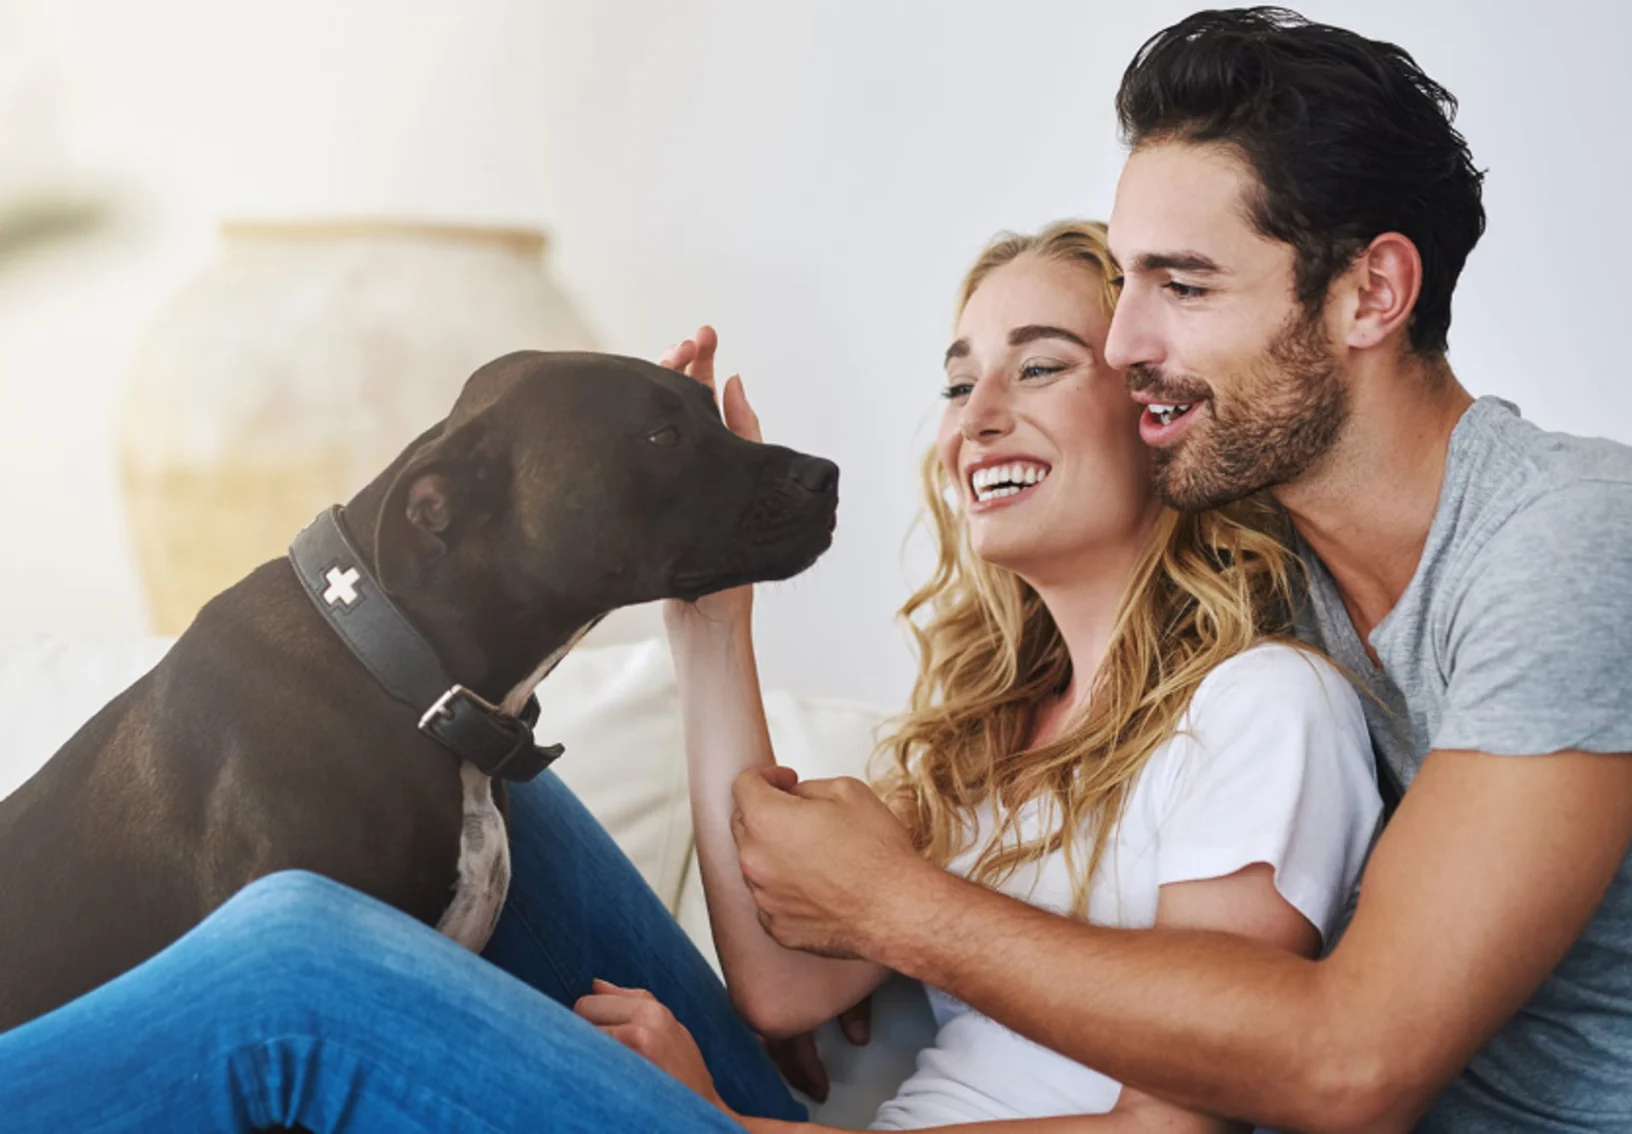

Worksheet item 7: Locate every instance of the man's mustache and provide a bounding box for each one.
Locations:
[1126,364,1212,405]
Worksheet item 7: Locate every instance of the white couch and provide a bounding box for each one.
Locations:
[0,623,935,1128]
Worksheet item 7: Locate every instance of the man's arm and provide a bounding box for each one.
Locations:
[862,748,1632,1132]
[736,750,1632,1133]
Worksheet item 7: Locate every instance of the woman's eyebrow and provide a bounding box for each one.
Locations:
[945,326,1090,367]
[1008,325,1090,350]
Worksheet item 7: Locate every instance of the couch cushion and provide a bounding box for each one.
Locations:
[536,637,692,908]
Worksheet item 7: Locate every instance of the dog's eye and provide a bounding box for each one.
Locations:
[647,425,680,447]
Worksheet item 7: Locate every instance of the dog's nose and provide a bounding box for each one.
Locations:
[791,456,839,495]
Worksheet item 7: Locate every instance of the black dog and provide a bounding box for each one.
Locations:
[0,350,838,1033]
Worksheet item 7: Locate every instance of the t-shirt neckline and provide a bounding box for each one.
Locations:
[1362,396,1515,658]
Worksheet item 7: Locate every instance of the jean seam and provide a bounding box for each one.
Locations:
[505,896,582,1000]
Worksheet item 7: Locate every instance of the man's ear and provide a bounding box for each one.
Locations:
[1344,232,1423,351]
[375,419,507,594]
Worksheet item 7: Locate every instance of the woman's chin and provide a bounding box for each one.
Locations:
[969,528,1050,574]
[969,514,1118,580]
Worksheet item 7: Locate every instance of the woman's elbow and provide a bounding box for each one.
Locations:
[727,982,821,1040]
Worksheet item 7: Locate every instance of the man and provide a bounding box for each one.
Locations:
[731,9,1632,1131]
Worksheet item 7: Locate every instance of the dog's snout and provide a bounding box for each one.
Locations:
[791,456,839,495]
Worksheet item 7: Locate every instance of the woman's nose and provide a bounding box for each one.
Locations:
[959,377,1014,441]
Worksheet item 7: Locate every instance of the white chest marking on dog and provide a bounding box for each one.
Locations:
[323,566,361,606]
[498,615,605,716]
[437,614,606,952]
[435,761,511,953]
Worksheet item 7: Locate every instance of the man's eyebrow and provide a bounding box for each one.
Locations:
[944,338,971,365]
[1009,325,1091,350]
[1128,251,1227,275]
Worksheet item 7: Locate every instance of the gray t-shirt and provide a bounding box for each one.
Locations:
[1295,397,1632,1130]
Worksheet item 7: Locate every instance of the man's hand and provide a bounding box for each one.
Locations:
[731,767,929,959]
[574,979,735,1115]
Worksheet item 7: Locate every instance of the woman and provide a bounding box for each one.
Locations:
[0,222,1380,1133]
[631,221,1382,1130]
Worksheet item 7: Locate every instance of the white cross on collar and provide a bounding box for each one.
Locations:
[323,565,362,607]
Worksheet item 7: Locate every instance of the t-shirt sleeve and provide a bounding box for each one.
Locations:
[1434,482,1632,757]
[1148,645,1384,945]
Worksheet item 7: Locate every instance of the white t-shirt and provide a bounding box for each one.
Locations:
[870,643,1383,1130]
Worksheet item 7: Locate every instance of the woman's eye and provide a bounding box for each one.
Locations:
[647,425,680,446]
[1019,363,1065,381]
[1164,281,1208,300]
[941,382,974,401]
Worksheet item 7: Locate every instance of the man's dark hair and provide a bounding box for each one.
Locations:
[1115,7,1485,356]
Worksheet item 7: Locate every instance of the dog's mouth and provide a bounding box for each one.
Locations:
[665,448,838,603]
[670,491,837,601]
[671,523,835,601]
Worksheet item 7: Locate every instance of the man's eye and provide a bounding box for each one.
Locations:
[647,425,680,446]
[1165,281,1208,300]
[941,383,974,401]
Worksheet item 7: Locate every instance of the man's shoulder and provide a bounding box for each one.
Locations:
[1412,402,1632,760]
[1438,398,1632,573]
[1459,397,1632,512]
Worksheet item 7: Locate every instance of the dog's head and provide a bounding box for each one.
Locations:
[370,351,839,629]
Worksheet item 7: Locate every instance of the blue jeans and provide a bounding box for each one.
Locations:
[0,771,805,1131]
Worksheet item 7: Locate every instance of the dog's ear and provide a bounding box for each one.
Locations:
[375,419,506,593]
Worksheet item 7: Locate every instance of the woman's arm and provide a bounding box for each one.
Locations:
[661,329,891,1037]
[669,588,892,1037]
[578,979,1244,1134]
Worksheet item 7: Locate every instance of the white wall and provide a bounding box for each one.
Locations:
[2,0,1628,706]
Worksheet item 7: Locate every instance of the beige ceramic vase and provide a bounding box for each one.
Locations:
[118,219,597,634]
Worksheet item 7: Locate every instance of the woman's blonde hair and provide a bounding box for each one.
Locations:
[872,220,1302,919]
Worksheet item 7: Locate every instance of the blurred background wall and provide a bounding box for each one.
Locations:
[2,0,1627,706]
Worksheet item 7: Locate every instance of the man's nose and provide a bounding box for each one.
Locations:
[1104,285,1162,374]
[959,377,1014,441]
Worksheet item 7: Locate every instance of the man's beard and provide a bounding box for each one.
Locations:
[1135,309,1350,512]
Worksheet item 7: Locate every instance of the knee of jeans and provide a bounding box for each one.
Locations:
[187,873,426,1035]
[202,871,367,964]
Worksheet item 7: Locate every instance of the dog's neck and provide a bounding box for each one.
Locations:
[344,478,598,709]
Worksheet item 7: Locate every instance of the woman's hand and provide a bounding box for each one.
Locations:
[658,325,763,637]
[575,979,735,1116]
[761,996,873,1103]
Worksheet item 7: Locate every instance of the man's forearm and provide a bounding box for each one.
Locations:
[866,865,1357,1132]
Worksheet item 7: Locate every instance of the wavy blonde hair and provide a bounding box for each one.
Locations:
[872,220,1303,919]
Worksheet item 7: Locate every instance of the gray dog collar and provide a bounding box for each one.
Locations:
[287,505,564,782]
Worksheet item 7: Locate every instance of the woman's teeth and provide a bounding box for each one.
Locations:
[1147,402,1194,426]
[970,462,1050,503]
